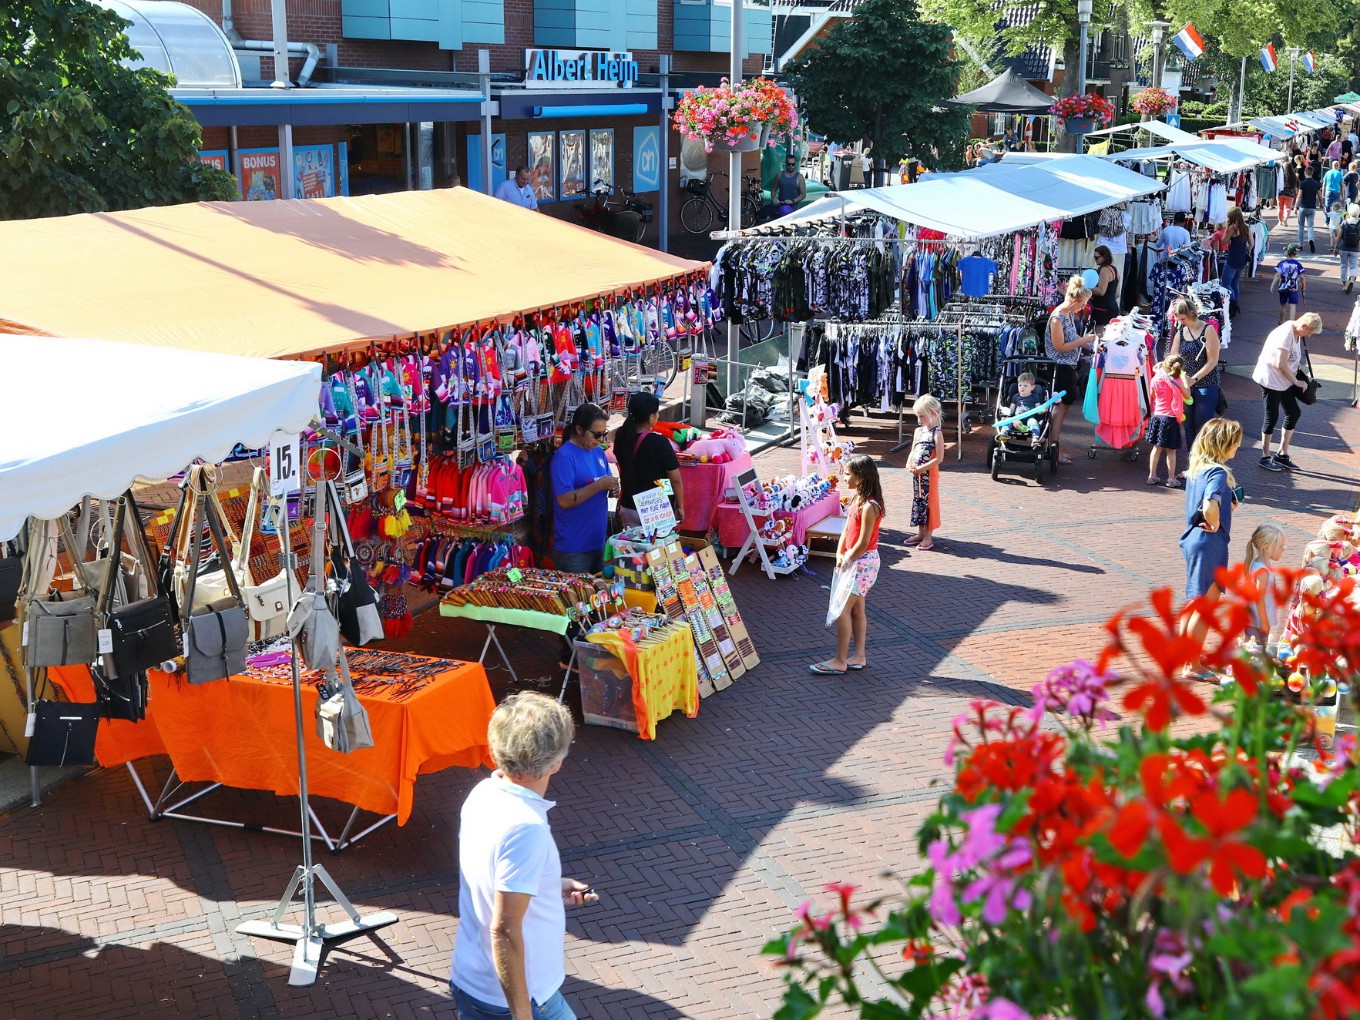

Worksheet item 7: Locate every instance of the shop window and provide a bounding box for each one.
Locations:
[534,0,657,50]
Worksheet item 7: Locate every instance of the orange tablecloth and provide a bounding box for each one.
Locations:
[50,654,495,824]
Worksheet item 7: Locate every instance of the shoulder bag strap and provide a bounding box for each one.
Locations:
[1302,336,1315,377]
[235,467,263,578]
[124,493,165,599]
[94,497,129,617]
[200,479,244,605]
[181,479,206,617]
[55,513,92,595]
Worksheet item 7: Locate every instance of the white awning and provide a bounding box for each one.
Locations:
[1250,116,1298,138]
[0,336,321,538]
[724,155,1164,241]
[1105,142,1264,173]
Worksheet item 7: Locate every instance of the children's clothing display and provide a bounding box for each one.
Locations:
[711,238,896,322]
[1086,320,1155,449]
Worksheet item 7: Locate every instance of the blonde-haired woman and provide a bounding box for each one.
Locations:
[1178,417,1243,674]
[1045,275,1097,463]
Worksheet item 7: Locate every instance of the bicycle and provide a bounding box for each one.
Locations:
[679,172,764,235]
[577,180,653,243]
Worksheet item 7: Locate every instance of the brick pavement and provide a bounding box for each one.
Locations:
[2,212,1358,1019]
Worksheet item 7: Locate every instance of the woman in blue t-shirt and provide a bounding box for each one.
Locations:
[1178,417,1242,680]
[550,402,618,574]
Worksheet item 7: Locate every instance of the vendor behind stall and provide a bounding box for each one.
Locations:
[551,402,618,574]
[615,392,684,528]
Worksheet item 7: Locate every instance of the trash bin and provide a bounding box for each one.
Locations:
[831,154,852,192]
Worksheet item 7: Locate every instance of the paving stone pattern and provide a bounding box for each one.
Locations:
[2,217,1357,1018]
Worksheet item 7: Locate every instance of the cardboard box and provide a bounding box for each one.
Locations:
[575,639,638,733]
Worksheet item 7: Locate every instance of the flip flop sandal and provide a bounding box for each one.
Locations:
[917,542,935,551]
[903,536,923,547]
[809,662,847,675]
[846,663,867,670]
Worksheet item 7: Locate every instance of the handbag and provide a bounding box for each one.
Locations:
[25,590,98,668]
[25,698,100,767]
[327,483,384,647]
[1216,390,1229,416]
[181,473,249,684]
[287,590,341,670]
[314,652,374,754]
[99,494,178,679]
[1297,340,1320,405]
[91,663,149,722]
[238,468,298,639]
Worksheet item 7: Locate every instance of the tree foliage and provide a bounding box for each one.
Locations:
[1194,44,1351,119]
[0,0,238,220]
[785,0,971,170]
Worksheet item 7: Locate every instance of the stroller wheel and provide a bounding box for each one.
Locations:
[1034,455,1045,483]
[990,446,1001,481]
[1087,448,1096,459]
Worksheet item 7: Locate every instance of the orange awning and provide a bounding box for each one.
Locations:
[0,189,705,359]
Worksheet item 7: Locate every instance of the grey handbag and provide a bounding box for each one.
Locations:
[287,590,341,670]
[24,590,98,667]
[314,653,374,754]
[181,472,249,685]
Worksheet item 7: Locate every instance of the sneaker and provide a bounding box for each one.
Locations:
[1309,239,1316,253]
[1273,453,1295,469]
[1260,455,1285,472]
[1347,278,1355,294]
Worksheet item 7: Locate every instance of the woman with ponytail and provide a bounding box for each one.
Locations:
[615,391,684,527]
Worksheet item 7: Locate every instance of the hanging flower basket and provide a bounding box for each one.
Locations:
[1049,92,1116,128]
[672,78,800,154]
[1132,86,1179,117]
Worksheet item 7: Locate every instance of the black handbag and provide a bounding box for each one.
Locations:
[25,699,100,767]
[1297,340,1320,405]
[100,495,178,679]
[0,540,21,623]
[91,664,148,722]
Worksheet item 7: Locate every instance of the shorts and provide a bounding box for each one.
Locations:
[1279,290,1301,306]
[1053,363,1079,406]
[852,549,880,596]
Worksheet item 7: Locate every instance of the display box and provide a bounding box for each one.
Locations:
[575,639,637,733]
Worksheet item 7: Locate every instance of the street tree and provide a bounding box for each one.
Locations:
[784,0,972,173]
[0,0,237,220]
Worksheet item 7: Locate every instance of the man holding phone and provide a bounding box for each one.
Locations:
[452,693,598,1020]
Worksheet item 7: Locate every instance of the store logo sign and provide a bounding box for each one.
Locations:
[633,127,661,192]
[525,49,638,89]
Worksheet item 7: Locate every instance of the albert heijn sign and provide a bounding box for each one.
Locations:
[524,49,638,89]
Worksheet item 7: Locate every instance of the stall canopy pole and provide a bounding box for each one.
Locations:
[236,477,398,986]
[726,0,745,401]
[479,50,494,196]
[659,55,672,254]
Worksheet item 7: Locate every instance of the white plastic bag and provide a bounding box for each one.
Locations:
[826,565,856,627]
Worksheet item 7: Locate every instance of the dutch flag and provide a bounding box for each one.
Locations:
[1303,51,1316,73]
[1171,24,1205,62]
[1260,44,1278,72]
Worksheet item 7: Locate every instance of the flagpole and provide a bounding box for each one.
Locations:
[1287,47,1298,112]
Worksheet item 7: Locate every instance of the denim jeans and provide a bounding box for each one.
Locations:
[1220,263,1243,303]
[551,547,604,574]
[452,984,577,1020]
[1298,207,1316,244]
[1185,384,1220,453]
[1341,249,1360,282]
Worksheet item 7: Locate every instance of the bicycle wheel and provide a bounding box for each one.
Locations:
[633,217,648,244]
[680,197,714,235]
[739,318,779,346]
[642,340,679,389]
[741,195,761,229]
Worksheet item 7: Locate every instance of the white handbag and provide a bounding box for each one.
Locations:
[236,469,297,639]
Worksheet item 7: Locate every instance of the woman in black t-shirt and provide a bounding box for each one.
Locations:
[615,391,684,527]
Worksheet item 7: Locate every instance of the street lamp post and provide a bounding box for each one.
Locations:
[1145,20,1171,91]
[1074,0,1093,150]
[1287,47,1300,112]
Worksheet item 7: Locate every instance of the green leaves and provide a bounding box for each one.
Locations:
[0,0,235,220]
[785,0,971,169]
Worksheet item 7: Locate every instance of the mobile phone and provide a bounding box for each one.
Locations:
[1232,485,1245,502]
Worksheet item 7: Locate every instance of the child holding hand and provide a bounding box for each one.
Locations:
[1147,354,1192,487]
[907,395,944,550]
[810,455,884,675]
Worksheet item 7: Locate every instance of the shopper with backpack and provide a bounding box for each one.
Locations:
[1340,204,1360,294]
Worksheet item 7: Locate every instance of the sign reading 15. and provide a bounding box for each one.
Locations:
[269,433,301,496]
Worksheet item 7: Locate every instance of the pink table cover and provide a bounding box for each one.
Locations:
[678,452,754,532]
[715,490,840,549]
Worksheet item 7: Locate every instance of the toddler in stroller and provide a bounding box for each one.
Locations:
[989,371,1058,481]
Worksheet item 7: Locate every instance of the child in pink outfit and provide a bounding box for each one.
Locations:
[1146,354,1192,487]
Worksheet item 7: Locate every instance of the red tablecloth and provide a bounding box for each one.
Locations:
[50,653,495,824]
[678,452,754,532]
[715,490,840,549]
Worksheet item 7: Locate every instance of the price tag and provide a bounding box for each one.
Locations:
[507,568,524,582]
[269,432,301,496]
[21,621,28,647]
[658,478,673,496]
[25,712,35,738]
[634,485,678,538]
[97,629,113,655]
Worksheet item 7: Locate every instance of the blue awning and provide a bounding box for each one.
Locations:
[172,85,485,127]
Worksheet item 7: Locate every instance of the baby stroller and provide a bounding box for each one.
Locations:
[986,357,1060,483]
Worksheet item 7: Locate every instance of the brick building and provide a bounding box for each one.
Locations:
[102,0,775,241]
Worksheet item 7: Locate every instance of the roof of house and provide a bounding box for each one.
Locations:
[995,4,1054,83]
